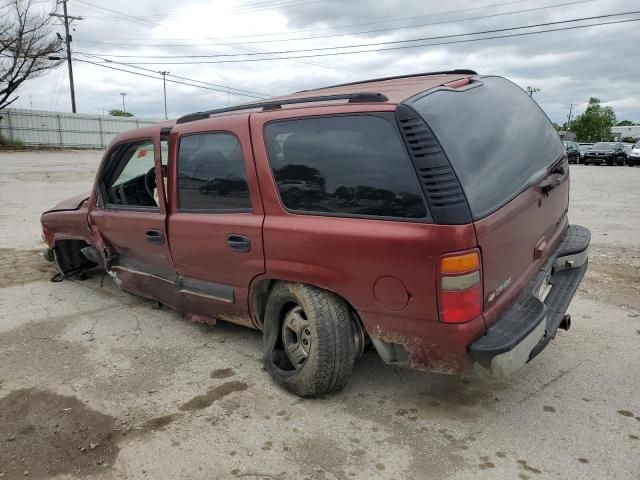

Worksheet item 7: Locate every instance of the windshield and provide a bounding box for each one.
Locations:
[635,141,640,149]
[593,143,614,150]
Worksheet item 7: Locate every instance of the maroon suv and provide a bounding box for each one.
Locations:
[41,71,590,397]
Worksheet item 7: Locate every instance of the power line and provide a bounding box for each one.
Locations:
[73,58,267,99]
[76,0,319,14]
[223,0,327,15]
[75,52,271,97]
[96,17,640,65]
[73,0,326,22]
[223,41,367,74]
[74,0,160,28]
[73,0,594,47]
[79,44,364,78]
[78,10,640,59]
[72,0,534,41]
[73,1,363,74]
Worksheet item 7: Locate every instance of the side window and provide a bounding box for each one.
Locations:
[177,133,252,211]
[264,115,427,219]
[102,140,158,208]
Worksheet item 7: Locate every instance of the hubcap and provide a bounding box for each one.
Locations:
[282,305,311,368]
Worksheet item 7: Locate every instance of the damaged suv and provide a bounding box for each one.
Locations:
[41,71,590,397]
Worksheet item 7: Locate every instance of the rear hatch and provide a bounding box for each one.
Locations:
[410,76,569,326]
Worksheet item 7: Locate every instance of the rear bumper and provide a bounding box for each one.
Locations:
[469,224,590,377]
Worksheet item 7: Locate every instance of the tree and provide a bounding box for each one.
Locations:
[0,1,64,110]
[616,120,636,126]
[109,109,134,117]
[570,97,616,142]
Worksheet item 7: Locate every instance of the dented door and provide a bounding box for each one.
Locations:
[89,132,179,307]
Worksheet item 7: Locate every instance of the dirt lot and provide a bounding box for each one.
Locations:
[0,150,639,480]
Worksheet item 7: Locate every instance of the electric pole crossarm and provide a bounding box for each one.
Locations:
[48,13,83,20]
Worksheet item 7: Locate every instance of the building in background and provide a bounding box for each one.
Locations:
[558,130,577,142]
[612,125,640,141]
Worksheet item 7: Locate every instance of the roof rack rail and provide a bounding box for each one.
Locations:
[176,91,388,125]
[296,70,478,93]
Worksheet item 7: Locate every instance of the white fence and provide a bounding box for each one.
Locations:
[0,108,162,148]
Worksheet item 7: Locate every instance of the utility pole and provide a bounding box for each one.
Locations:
[120,92,127,113]
[159,71,169,119]
[566,103,575,130]
[50,1,82,113]
[526,86,540,98]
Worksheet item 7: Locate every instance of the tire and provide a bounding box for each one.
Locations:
[263,282,358,397]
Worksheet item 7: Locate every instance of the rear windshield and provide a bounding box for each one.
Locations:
[411,76,565,219]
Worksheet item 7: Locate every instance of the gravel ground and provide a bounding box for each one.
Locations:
[0,150,639,480]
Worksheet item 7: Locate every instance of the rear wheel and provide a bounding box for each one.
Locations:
[262,282,358,397]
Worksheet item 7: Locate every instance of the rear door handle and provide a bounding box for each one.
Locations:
[145,229,165,244]
[227,234,251,253]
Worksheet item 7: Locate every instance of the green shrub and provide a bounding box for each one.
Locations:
[0,134,25,149]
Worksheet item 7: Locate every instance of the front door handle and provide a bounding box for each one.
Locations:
[145,229,165,244]
[227,234,251,253]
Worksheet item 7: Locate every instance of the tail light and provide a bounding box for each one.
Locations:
[438,249,482,323]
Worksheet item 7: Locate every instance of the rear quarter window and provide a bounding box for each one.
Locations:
[411,76,565,219]
[263,114,427,220]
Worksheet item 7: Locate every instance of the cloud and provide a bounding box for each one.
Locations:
[12,0,640,123]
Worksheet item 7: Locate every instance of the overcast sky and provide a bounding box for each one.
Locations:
[10,0,640,123]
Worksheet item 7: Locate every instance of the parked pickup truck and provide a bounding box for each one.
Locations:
[41,71,590,397]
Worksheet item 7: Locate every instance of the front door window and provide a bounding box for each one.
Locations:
[100,140,159,208]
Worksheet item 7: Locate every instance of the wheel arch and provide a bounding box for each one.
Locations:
[249,276,365,334]
[50,238,97,274]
